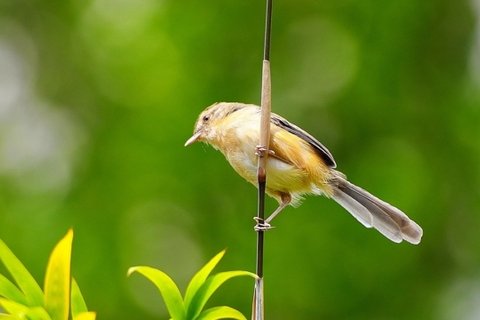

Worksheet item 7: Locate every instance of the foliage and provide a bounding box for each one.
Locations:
[0,0,479,318]
[128,250,256,320]
[0,230,95,320]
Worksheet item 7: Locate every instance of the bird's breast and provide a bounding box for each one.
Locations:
[209,108,327,195]
[220,128,311,193]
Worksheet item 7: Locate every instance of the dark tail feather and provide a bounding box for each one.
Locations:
[330,174,423,244]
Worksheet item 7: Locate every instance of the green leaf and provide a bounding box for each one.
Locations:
[0,298,29,317]
[44,230,73,320]
[70,278,88,318]
[188,271,257,319]
[25,307,53,320]
[197,306,247,320]
[0,240,44,306]
[128,266,185,320]
[184,250,225,310]
[0,300,50,320]
[73,312,96,320]
[0,274,27,305]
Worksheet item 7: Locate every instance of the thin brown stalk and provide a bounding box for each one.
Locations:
[252,0,273,319]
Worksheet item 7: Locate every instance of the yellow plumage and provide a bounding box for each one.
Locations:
[185,102,423,244]
[207,104,333,206]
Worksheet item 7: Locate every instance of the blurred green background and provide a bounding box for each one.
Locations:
[1,0,479,319]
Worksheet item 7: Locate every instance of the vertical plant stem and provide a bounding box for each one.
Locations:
[253,0,272,319]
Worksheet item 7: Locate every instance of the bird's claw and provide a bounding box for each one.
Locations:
[253,217,274,231]
[255,145,275,157]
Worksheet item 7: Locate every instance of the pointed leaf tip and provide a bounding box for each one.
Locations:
[184,250,226,312]
[127,267,138,277]
[44,230,74,320]
[128,266,185,320]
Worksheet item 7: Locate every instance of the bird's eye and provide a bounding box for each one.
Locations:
[203,115,210,122]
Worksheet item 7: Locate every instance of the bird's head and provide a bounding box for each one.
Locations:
[184,102,245,146]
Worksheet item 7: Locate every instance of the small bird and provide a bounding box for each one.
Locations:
[185,102,423,244]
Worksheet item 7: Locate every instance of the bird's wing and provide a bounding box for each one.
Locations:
[271,114,337,168]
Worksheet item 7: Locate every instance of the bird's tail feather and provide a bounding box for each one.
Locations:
[330,173,423,244]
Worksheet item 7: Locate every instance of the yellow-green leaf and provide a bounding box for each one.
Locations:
[73,312,96,320]
[128,266,185,320]
[188,271,257,319]
[0,314,22,320]
[197,306,247,320]
[70,278,88,318]
[25,307,52,320]
[0,240,43,306]
[44,230,73,320]
[184,250,225,311]
[0,298,29,317]
[0,302,51,320]
[0,274,27,305]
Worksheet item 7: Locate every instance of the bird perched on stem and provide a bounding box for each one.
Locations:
[185,102,423,244]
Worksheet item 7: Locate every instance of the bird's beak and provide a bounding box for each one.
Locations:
[184,131,202,146]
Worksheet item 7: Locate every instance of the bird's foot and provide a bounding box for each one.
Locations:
[255,145,275,157]
[253,217,274,232]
